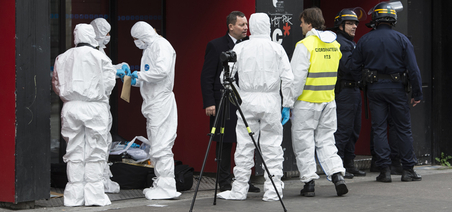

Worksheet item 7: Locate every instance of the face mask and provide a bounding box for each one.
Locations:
[103,35,110,45]
[134,39,147,49]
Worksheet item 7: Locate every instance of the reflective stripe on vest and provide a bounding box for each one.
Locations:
[297,36,341,103]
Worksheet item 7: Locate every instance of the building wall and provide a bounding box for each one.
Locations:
[432,0,452,161]
[166,1,256,172]
[15,0,51,202]
[0,0,17,203]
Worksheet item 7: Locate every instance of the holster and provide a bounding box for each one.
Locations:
[401,71,412,93]
[361,69,372,119]
[362,69,378,84]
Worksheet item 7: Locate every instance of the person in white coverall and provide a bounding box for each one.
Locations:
[90,17,127,194]
[290,7,348,197]
[217,13,294,201]
[90,18,131,71]
[52,23,117,206]
[129,21,181,200]
[90,18,111,55]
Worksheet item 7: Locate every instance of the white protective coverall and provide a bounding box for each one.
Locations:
[90,18,111,54]
[217,13,294,201]
[290,29,345,183]
[130,21,181,200]
[90,17,123,194]
[52,23,116,206]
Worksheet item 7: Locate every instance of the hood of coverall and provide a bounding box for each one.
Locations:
[131,21,158,48]
[249,13,271,37]
[90,18,111,47]
[307,28,337,43]
[73,23,98,47]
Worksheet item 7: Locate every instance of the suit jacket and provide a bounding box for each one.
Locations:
[200,33,237,143]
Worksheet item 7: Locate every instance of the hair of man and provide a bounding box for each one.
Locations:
[227,11,246,30]
[299,7,326,30]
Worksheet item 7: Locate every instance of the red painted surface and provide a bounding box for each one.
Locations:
[166,1,256,172]
[166,0,379,172]
[0,0,16,203]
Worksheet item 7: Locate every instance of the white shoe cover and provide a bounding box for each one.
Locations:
[262,181,284,202]
[217,181,249,201]
[143,177,180,200]
[104,178,120,193]
[103,162,120,193]
[262,191,282,202]
[217,190,247,201]
[63,182,85,207]
[143,187,181,200]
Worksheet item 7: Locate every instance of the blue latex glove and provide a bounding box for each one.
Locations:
[281,107,290,125]
[122,64,131,76]
[125,141,140,149]
[131,71,138,80]
[116,69,125,78]
[131,77,137,86]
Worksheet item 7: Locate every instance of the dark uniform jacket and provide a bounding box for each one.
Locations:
[350,24,423,100]
[336,30,356,83]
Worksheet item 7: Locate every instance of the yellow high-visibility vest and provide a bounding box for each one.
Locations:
[297,36,342,103]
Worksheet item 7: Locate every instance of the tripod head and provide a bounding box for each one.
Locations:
[220,50,242,106]
[220,50,236,86]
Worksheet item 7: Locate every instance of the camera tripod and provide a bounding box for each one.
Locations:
[189,61,287,212]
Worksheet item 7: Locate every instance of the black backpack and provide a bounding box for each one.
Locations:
[174,160,194,191]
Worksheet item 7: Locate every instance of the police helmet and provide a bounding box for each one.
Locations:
[334,9,359,29]
[371,2,397,25]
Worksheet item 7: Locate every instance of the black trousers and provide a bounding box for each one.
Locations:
[368,86,417,168]
[216,141,233,187]
[334,87,362,160]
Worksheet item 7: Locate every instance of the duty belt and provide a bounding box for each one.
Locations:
[377,72,401,82]
[342,81,358,88]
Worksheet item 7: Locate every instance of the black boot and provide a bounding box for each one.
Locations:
[401,168,422,181]
[376,166,392,182]
[344,158,366,176]
[390,158,403,175]
[332,173,348,196]
[248,183,260,192]
[300,180,315,197]
[344,172,354,179]
[370,157,379,172]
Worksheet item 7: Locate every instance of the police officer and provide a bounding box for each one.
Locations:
[333,9,366,179]
[350,2,423,183]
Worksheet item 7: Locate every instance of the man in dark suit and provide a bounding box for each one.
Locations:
[200,11,259,192]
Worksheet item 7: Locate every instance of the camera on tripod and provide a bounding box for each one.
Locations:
[220,50,237,63]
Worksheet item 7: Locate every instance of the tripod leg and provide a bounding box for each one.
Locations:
[213,92,229,205]
[189,89,230,212]
[229,94,288,212]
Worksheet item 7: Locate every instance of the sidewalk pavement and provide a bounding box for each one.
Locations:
[3,165,452,212]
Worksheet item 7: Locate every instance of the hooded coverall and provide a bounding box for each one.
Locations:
[217,13,294,201]
[130,21,181,200]
[52,23,116,206]
[290,29,346,183]
[90,17,121,194]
